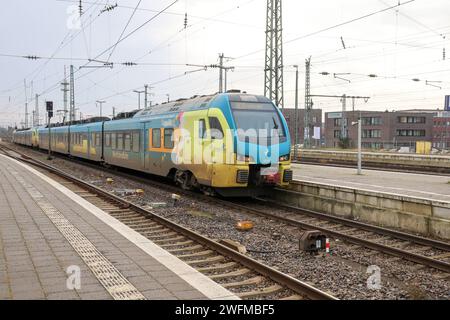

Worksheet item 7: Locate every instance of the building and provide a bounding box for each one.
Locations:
[324,110,434,150]
[432,111,450,149]
[282,108,323,147]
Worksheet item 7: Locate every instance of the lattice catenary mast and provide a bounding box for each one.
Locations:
[264,0,284,109]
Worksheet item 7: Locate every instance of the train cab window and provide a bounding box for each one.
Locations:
[152,129,161,148]
[105,133,111,147]
[111,133,116,149]
[198,119,206,139]
[124,133,131,151]
[117,133,123,150]
[208,117,223,139]
[164,128,174,149]
[132,132,140,152]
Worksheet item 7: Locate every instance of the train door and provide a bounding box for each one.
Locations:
[140,122,146,169]
[144,121,163,173]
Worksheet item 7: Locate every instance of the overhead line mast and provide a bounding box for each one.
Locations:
[264,0,284,109]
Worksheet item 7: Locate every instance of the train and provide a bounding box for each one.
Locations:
[13,92,293,197]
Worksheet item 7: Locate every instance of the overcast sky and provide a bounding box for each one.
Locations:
[1,0,449,127]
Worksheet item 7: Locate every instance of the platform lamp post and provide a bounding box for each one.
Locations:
[133,90,144,110]
[352,114,362,175]
[46,101,53,160]
[96,100,105,118]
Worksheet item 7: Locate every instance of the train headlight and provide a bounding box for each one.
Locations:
[279,154,290,162]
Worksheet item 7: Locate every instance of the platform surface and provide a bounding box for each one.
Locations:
[292,163,450,202]
[0,154,237,300]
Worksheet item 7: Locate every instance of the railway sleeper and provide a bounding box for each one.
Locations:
[187,255,226,266]
[237,284,283,299]
[280,294,304,300]
[222,276,263,289]
[196,262,238,273]
[141,227,172,235]
[167,245,203,253]
[115,217,152,224]
[160,240,195,248]
[176,250,214,259]
[208,268,251,280]
[153,236,185,244]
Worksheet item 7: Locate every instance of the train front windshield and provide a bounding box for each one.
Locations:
[231,101,286,144]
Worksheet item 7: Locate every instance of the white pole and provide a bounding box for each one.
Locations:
[357,118,362,175]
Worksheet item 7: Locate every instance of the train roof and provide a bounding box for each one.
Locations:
[133,92,273,119]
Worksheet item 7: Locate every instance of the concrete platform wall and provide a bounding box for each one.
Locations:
[274,181,450,240]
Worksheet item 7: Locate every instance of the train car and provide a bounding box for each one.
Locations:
[13,128,33,146]
[13,92,293,197]
[103,117,143,171]
[126,92,292,196]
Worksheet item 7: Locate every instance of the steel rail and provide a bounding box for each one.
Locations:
[5,143,450,273]
[0,145,337,300]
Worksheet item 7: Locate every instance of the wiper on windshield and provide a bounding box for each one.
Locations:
[272,117,279,130]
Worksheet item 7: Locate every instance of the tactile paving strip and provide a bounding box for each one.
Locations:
[10,168,146,300]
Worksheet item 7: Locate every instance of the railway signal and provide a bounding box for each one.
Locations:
[46,101,53,160]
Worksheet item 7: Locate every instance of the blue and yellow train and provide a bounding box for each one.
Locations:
[13,92,293,196]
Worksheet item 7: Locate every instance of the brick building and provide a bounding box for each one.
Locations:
[282,108,323,146]
[324,110,434,150]
[432,111,450,149]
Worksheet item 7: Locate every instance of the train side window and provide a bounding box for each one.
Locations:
[124,133,131,151]
[132,132,140,152]
[95,133,100,147]
[208,117,223,139]
[111,133,116,149]
[91,133,95,146]
[105,133,111,147]
[117,133,123,150]
[152,129,161,148]
[198,119,206,139]
[164,128,174,149]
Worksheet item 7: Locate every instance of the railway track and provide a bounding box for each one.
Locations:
[228,198,450,274]
[0,144,337,301]
[5,143,450,276]
[293,159,450,176]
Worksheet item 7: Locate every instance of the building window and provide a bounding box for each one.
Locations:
[334,130,341,138]
[164,128,174,149]
[398,116,426,124]
[362,117,382,125]
[333,118,341,127]
[333,118,347,127]
[362,129,381,138]
[152,129,161,148]
[396,129,426,137]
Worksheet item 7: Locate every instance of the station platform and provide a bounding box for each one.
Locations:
[291,163,450,203]
[0,154,237,300]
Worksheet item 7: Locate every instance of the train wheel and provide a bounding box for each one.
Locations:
[175,170,194,190]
